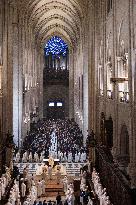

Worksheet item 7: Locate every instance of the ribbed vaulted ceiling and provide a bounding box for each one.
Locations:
[21,0,86,47]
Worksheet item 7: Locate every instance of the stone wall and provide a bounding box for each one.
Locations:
[93,0,136,187]
[0,0,44,148]
[43,84,69,118]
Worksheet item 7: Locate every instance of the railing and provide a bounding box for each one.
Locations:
[95,146,133,205]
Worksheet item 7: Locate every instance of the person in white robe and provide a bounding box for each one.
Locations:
[64,152,67,162]
[105,196,112,205]
[23,167,28,179]
[1,178,5,197]
[0,179,2,200]
[17,196,21,205]
[61,153,65,162]
[5,167,11,186]
[60,152,63,162]
[29,152,33,162]
[99,188,107,205]
[31,185,37,202]
[49,147,51,156]
[6,199,12,205]
[81,171,87,185]
[56,169,61,184]
[21,181,26,198]
[68,152,72,163]
[37,180,42,198]
[68,183,74,195]
[22,153,26,163]
[15,152,20,163]
[75,152,78,163]
[76,152,80,162]
[40,154,44,162]
[66,193,74,205]
[24,151,28,162]
[86,160,91,172]
[80,153,84,163]
[42,165,47,181]
[41,178,46,195]
[78,151,81,162]
[48,155,54,167]
[57,150,60,160]
[14,180,19,199]
[83,152,87,162]
[48,165,52,180]
[87,197,93,205]
[63,176,68,193]
[54,151,57,159]
[97,184,103,197]
[34,152,39,163]
[2,174,7,193]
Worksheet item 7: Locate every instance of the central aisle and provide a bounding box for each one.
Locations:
[49,130,58,158]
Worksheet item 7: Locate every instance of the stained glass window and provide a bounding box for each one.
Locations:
[45,36,68,56]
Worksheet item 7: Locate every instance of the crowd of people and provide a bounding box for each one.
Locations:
[2,118,114,205]
[14,119,88,164]
[92,168,113,205]
[6,162,75,205]
[0,167,11,201]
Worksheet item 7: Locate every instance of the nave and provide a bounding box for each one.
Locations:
[0,0,136,204]
[0,119,113,205]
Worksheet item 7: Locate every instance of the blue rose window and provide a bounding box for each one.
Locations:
[45,36,68,56]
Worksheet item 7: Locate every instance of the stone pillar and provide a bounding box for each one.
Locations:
[128,0,136,188]
[18,17,23,148]
[69,50,74,119]
[83,25,89,145]
[12,9,20,146]
[88,2,96,133]
[0,0,3,147]
[39,54,44,119]
[4,1,13,134]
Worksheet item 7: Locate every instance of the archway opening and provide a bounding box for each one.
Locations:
[117,124,130,174]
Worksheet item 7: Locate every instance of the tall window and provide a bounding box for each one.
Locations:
[117,53,129,103]
[107,0,112,14]
[44,36,69,70]
[99,65,104,96]
[107,58,113,99]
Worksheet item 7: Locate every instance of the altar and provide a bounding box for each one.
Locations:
[43,158,59,167]
[36,162,66,176]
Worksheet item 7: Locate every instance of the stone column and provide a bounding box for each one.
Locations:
[83,23,89,145]
[18,17,23,148]
[88,2,96,134]
[128,0,136,188]
[0,0,3,146]
[4,0,14,134]
[69,50,74,119]
[12,9,20,146]
[39,53,44,119]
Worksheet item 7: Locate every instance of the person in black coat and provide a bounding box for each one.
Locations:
[56,192,61,205]
[48,200,52,205]
[43,200,48,205]
[38,201,43,205]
